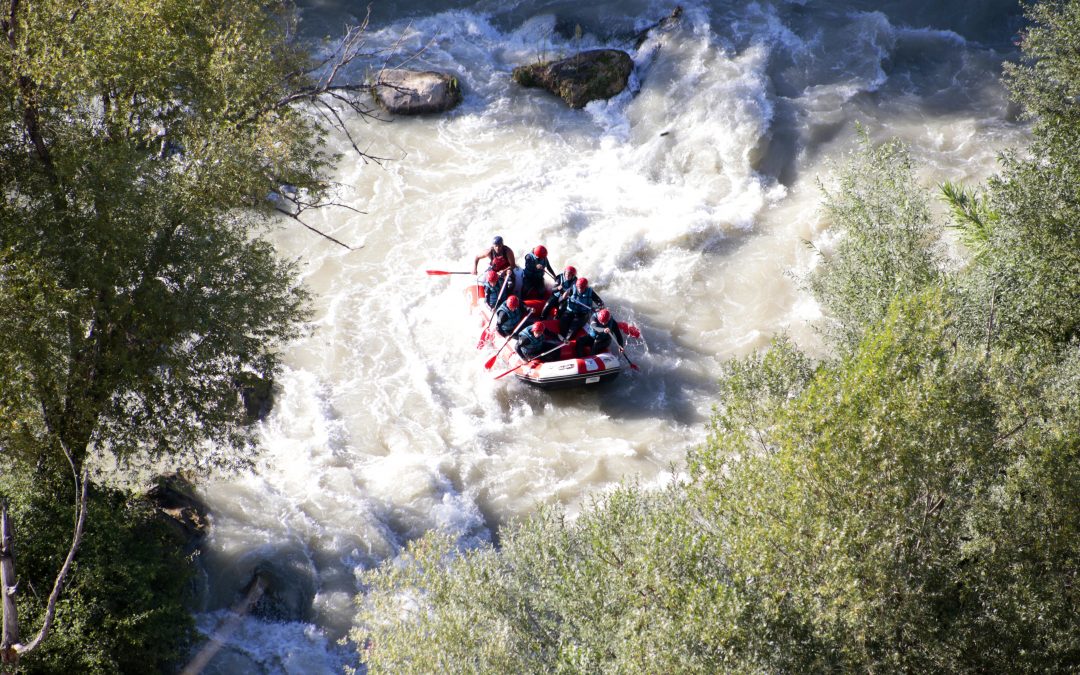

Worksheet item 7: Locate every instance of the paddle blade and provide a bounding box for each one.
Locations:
[484,353,498,370]
[425,269,451,275]
[476,329,491,349]
[619,322,641,338]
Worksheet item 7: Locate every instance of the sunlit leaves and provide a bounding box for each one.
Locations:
[809,130,945,348]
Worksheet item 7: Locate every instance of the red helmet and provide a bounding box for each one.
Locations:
[564,265,576,277]
[576,277,588,291]
[485,270,497,284]
[597,309,611,324]
[533,245,547,258]
[531,322,545,335]
[506,295,520,310]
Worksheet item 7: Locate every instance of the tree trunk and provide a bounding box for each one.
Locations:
[1,504,20,665]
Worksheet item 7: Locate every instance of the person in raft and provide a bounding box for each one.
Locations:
[576,308,625,357]
[541,264,577,318]
[558,277,604,340]
[473,235,516,276]
[482,270,512,310]
[521,245,555,300]
[516,320,561,362]
[494,295,533,338]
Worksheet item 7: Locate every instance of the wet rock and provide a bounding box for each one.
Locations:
[234,372,274,423]
[512,49,634,109]
[146,472,210,546]
[633,6,684,48]
[371,69,463,115]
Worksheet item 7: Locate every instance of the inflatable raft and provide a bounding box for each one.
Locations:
[467,278,625,389]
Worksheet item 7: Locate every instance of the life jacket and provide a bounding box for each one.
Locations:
[517,328,548,357]
[552,273,575,296]
[522,253,549,282]
[484,281,501,308]
[488,245,510,273]
[585,316,609,338]
[563,288,600,316]
[585,316,624,346]
[497,304,526,333]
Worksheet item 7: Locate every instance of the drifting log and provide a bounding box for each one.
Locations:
[180,574,268,675]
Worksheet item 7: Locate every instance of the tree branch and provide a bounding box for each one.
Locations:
[271,204,356,250]
[3,440,90,664]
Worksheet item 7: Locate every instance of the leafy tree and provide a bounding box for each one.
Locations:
[0,0,378,665]
[354,485,718,674]
[689,292,1005,671]
[355,294,1079,673]
[956,0,1080,351]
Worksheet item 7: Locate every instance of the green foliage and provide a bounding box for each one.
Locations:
[691,292,1005,671]
[1004,0,1080,140]
[0,0,319,474]
[0,0,336,667]
[355,294,1079,673]
[940,180,999,261]
[957,0,1080,352]
[0,459,196,674]
[809,131,945,348]
[354,486,723,674]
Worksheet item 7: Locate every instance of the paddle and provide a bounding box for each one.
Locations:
[618,345,640,371]
[484,309,534,370]
[426,269,473,275]
[494,341,567,380]
[477,271,513,349]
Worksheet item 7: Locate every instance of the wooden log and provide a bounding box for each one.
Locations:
[180,574,268,675]
[1,504,20,664]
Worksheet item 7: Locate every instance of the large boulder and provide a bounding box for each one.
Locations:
[512,49,634,109]
[371,69,463,115]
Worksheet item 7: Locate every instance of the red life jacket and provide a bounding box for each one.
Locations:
[488,246,509,273]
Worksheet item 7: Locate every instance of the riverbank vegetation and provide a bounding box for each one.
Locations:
[352,0,1080,671]
[0,0,375,670]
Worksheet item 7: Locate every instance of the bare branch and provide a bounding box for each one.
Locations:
[10,439,90,660]
[271,204,356,250]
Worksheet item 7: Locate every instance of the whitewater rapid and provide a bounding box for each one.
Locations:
[188,1,1027,671]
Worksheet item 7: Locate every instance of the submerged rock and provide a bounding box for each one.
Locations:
[371,69,463,115]
[512,49,634,109]
[146,472,210,545]
[234,371,274,423]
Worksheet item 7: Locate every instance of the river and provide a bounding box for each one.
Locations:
[188,1,1028,671]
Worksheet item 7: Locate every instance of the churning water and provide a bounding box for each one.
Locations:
[188,1,1028,671]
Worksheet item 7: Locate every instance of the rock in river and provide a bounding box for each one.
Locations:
[371,69,463,115]
[512,49,634,109]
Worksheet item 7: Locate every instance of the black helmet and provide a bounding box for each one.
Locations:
[493,235,503,246]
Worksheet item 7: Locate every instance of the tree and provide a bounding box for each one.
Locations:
[808,131,945,348]
[0,0,379,664]
[957,0,1080,351]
